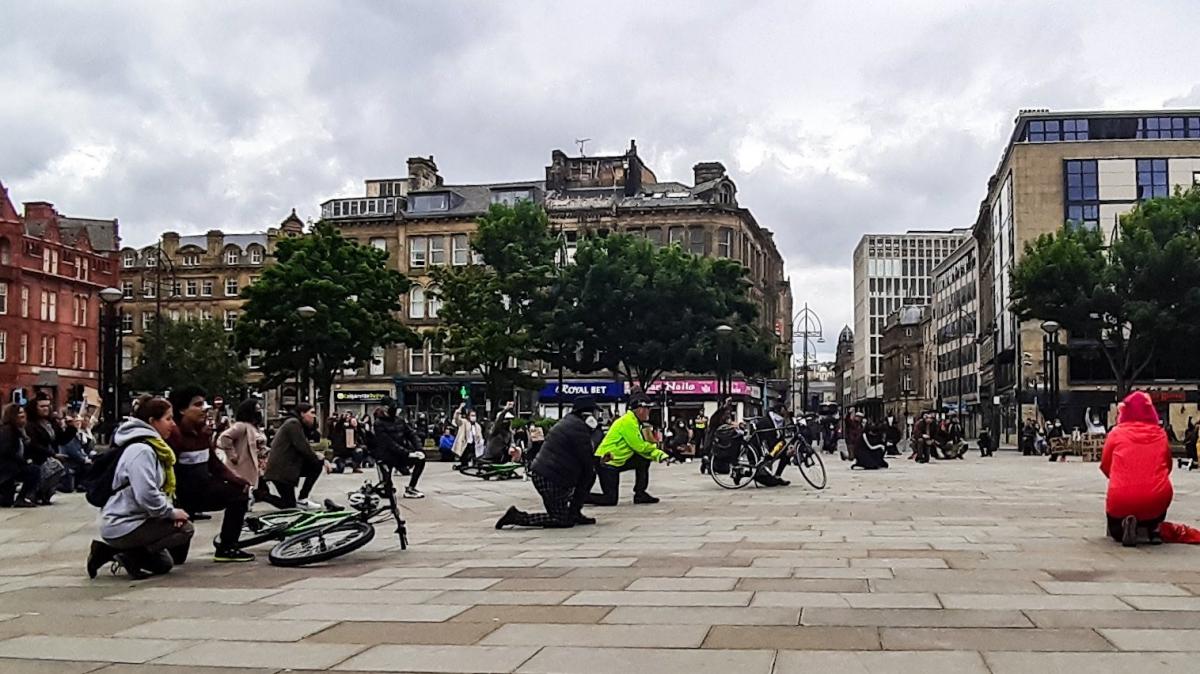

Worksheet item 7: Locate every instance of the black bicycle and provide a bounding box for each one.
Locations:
[710,421,826,491]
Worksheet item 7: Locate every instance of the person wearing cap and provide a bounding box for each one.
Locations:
[496,396,600,529]
[586,393,668,506]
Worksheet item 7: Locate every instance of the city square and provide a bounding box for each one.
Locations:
[1,455,1199,673]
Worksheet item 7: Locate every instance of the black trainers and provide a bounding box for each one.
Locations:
[495,506,521,530]
[86,540,116,579]
[574,514,597,526]
[213,548,255,563]
[1121,515,1138,547]
[113,552,150,580]
[633,492,660,505]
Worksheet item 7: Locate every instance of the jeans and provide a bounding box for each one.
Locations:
[587,454,651,506]
[104,518,196,571]
[175,463,250,550]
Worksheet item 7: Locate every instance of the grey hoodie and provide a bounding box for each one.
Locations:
[99,419,174,541]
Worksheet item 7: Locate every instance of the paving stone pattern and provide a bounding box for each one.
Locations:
[0,453,1198,672]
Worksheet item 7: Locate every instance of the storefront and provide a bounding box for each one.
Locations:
[396,378,485,420]
[331,389,393,417]
[537,381,624,420]
[643,378,758,425]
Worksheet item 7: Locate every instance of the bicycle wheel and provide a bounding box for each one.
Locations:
[214,510,302,548]
[268,520,375,567]
[795,444,827,490]
[711,444,760,490]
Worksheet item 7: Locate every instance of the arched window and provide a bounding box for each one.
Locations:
[0,237,10,265]
[426,286,442,318]
[409,286,426,319]
[248,245,264,265]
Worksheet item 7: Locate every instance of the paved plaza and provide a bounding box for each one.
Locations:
[1,453,1199,673]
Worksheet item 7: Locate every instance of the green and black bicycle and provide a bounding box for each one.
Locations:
[217,464,409,566]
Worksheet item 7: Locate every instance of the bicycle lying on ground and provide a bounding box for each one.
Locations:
[709,420,826,491]
[216,462,408,566]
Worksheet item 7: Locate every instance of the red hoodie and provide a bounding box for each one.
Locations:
[1100,391,1173,520]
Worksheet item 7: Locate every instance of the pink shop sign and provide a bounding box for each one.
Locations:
[635,379,750,396]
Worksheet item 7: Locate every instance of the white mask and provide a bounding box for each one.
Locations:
[584,415,599,430]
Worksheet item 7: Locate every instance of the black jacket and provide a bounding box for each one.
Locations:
[531,413,597,488]
[0,425,30,484]
[24,418,60,466]
[369,417,419,467]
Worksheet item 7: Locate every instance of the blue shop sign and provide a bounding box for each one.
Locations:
[540,381,624,401]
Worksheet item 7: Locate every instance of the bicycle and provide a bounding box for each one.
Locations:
[216,462,409,566]
[709,421,826,491]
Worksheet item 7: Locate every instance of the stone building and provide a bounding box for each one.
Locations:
[974,108,1200,442]
[833,326,854,415]
[0,182,120,409]
[320,141,793,420]
[880,305,932,423]
[930,237,979,435]
[117,212,304,409]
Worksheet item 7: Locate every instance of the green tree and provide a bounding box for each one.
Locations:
[234,222,418,417]
[126,318,248,399]
[429,201,559,410]
[1011,188,1200,397]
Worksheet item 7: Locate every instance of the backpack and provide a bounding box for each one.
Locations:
[83,435,154,508]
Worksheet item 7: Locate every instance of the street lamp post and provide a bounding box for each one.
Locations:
[1041,320,1062,422]
[98,287,124,440]
[296,305,318,417]
[793,303,824,414]
[715,324,734,403]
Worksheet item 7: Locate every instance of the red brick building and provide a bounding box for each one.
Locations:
[0,181,120,410]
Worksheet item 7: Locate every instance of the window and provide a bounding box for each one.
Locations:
[120,314,133,333]
[0,238,11,265]
[121,345,132,371]
[1138,116,1199,139]
[40,335,55,366]
[78,257,89,281]
[20,286,29,317]
[491,188,532,206]
[200,279,214,296]
[1029,119,1087,142]
[429,346,443,374]
[249,247,264,264]
[182,252,201,266]
[643,228,663,248]
[1064,159,1099,229]
[224,310,238,331]
[429,236,446,265]
[688,227,705,255]
[142,281,156,299]
[0,282,6,314]
[427,287,441,318]
[409,193,449,213]
[408,236,427,268]
[72,340,86,369]
[668,226,685,247]
[145,253,157,268]
[452,234,469,265]
[200,308,212,322]
[20,333,28,363]
[74,294,88,326]
[123,253,136,268]
[121,281,134,300]
[903,353,912,366]
[185,279,197,297]
[247,349,262,370]
[142,312,153,331]
[0,331,6,362]
[409,345,427,374]
[171,280,182,297]
[225,248,240,265]
[409,286,426,318]
[40,290,57,322]
[225,278,239,296]
[717,228,733,257]
[369,347,385,375]
[169,309,180,322]
[369,238,387,255]
[1137,159,1169,200]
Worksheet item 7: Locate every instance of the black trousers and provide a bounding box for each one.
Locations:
[1107,513,1166,541]
[587,454,650,506]
[512,471,581,527]
[175,463,249,550]
[269,460,324,509]
[0,464,41,505]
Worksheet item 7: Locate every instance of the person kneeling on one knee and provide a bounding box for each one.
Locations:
[1102,391,1174,547]
[586,394,668,506]
[496,396,601,529]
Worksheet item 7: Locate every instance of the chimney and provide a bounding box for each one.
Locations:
[161,232,180,254]
[23,201,57,221]
[693,162,726,185]
[407,156,441,192]
[205,229,224,255]
[279,208,304,235]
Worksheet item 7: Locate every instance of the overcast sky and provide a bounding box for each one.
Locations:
[4,1,1200,359]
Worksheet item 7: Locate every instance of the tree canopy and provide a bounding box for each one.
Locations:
[1011,187,1200,396]
[234,222,418,413]
[126,318,247,400]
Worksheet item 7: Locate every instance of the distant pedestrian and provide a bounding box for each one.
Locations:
[0,404,40,508]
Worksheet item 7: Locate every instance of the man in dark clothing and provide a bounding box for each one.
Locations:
[496,396,599,529]
[912,411,935,463]
[1184,418,1198,470]
[368,407,427,499]
[263,403,325,509]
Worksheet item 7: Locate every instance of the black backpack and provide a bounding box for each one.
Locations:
[83,435,155,508]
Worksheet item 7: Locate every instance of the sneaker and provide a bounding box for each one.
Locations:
[190,512,213,521]
[113,552,150,580]
[403,487,425,499]
[574,514,597,526]
[408,451,426,461]
[12,498,36,508]
[1148,529,1164,545]
[495,505,521,530]
[213,548,256,563]
[633,492,660,505]
[296,499,322,510]
[1121,515,1138,547]
[86,540,116,579]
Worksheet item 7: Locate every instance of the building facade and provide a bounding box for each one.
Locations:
[320,141,793,420]
[930,237,979,435]
[974,109,1200,441]
[880,305,932,423]
[851,229,968,411]
[0,183,119,409]
[833,326,854,415]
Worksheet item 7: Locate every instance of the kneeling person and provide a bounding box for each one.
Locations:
[587,394,668,506]
[497,397,600,529]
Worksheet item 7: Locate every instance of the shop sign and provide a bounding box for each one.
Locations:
[334,390,392,404]
[540,381,624,400]
[641,379,750,396]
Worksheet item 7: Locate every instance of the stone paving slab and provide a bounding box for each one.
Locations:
[601,606,800,625]
[116,617,334,642]
[335,644,539,673]
[702,625,881,650]
[153,640,364,669]
[772,650,990,673]
[983,651,1199,673]
[1097,628,1200,651]
[1037,581,1189,596]
[0,659,106,674]
[801,607,1032,627]
[481,623,710,648]
[305,621,500,645]
[1025,609,1200,629]
[449,605,612,624]
[0,636,189,664]
[880,626,1114,651]
[267,603,469,622]
[516,646,775,674]
[565,590,753,606]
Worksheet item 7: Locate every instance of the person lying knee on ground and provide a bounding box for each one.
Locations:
[586,394,669,506]
[1101,391,1173,548]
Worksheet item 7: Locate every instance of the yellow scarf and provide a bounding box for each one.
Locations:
[146,436,177,499]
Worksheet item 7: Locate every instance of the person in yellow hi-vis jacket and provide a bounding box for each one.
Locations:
[585,394,669,505]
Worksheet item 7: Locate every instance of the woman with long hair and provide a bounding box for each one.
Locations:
[0,404,41,508]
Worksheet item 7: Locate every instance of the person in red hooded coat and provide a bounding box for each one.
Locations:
[1100,391,1173,546]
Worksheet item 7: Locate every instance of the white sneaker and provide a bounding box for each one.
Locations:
[403,487,425,499]
[408,451,426,461]
[297,498,322,510]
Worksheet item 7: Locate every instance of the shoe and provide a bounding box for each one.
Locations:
[190,512,213,521]
[297,499,322,510]
[352,468,363,474]
[143,550,175,575]
[1148,529,1164,545]
[87,540,116,579]
[404,487,425,499]
[113,552,150,580]
[213,548,256,563]
[574,514,597,526]
[1121,515,1138,547]
[495,506,520,530]
[633,492,660,505]
[777,478,791,486]
[12,498,36,508]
